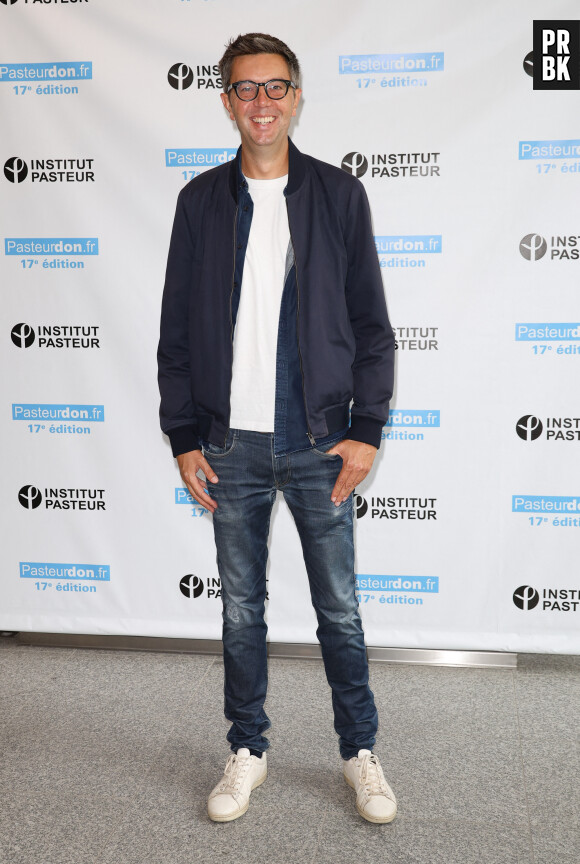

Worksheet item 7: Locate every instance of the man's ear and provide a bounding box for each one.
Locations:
[221,92,235,121]
[291,88,302,117]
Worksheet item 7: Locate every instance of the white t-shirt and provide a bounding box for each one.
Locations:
[229,175,290,432]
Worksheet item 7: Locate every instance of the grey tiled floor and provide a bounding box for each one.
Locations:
[1,637,578,864]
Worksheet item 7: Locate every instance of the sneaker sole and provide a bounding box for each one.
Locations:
[343,773,397,824]
[208,771,267,823]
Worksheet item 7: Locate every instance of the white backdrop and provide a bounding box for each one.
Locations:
[2,0,579,653]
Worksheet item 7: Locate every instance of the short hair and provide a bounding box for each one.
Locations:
[219,33,301,92]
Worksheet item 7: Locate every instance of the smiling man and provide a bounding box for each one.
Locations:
[158,33,396,824]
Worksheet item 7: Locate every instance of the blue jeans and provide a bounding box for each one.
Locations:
[203,428,378,760]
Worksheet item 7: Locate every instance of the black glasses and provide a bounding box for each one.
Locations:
[227,79,296,101]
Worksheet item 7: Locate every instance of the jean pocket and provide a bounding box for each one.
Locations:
[202,430,237,458]
[312,439,343,459]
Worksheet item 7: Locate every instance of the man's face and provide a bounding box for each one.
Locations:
[220,53,301,154]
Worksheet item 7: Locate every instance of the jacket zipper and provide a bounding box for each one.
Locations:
[224,205,238,446]
[287,203,316,446]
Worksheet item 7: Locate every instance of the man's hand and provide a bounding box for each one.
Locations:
[326,440,378,506]
[176,449,219,514]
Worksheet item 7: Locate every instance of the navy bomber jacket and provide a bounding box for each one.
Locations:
[158,138,395,457]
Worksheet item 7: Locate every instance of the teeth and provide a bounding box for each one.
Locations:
[252,117,275,124]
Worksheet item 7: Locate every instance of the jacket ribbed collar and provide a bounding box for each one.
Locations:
[227,137,306,201]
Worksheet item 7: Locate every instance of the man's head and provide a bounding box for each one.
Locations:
[219,34,302,160]
[218,33,300,93]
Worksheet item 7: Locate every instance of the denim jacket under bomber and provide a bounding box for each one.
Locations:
[158,138,395,457]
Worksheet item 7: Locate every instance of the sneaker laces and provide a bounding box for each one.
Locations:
[359,753,389,797]
[218,752,252,795]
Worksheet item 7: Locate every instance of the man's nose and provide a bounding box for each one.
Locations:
[255,84,271,106]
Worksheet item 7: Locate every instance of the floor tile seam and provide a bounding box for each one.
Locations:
[511,668,537,864]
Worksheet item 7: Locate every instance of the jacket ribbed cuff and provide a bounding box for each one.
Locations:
[167,425,200,458]
[346,415,386,450]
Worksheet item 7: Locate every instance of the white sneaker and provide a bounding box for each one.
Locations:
[207,748,267,822]
[343,749,397,824]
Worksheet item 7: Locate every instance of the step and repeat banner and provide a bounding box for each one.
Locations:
[2,0,579,653]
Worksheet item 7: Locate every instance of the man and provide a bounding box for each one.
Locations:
[158,33,396,825]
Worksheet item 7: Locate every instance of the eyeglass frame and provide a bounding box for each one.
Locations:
[226,79,297,101]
